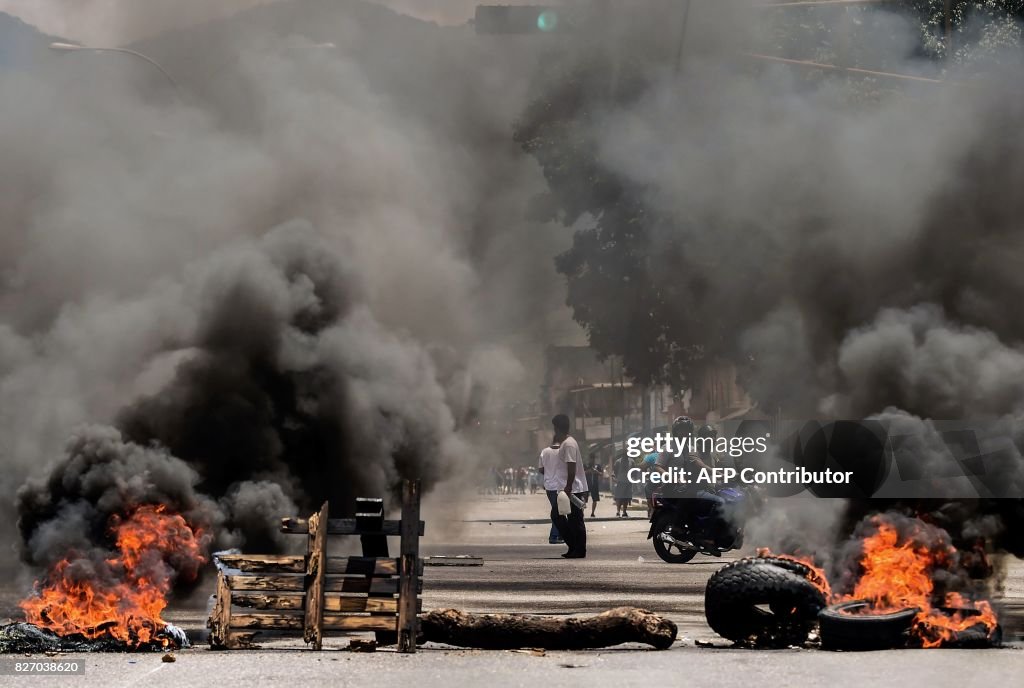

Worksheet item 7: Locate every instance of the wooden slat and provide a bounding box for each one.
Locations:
[324,616,399,632]
[397,480,421,653]
[304,502,328,650]
[217,556,412,576]
[208,571,233,649]
[325,557,399,575]
[324,596,401,613]
[280,517,425,537]
[231,613,304,630]
[226,575,421,594]
[231,593,411,614]
[226,575,304,592]
[230,613,400,633]
[215,554,306,573]
[355,497,384,532]
[232,592,305,611]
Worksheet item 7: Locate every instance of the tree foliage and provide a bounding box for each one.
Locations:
[514,56,723,389]
[515,2,1024,390]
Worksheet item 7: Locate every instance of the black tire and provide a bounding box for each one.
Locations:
[818,601,919,651]
[939,622,1002,649]
[705,560,827,647]
[652,532,698,563]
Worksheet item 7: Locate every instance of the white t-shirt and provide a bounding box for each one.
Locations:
[556,436,589,493]
[539,445,561,491]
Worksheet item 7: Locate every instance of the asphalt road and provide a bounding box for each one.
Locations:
[3,493,1022,687]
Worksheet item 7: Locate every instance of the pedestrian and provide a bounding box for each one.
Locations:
[643,452,659,518]
[516,466,527,494]
[551,414,588,558]
[491,466,502,495]
[612,453,633,518]
[538,442,564,545]
[585,456,603,518]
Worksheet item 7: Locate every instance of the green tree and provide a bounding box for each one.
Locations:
[514,56,722,390]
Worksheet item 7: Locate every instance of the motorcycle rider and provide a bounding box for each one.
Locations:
[654,416,711,484]
[653,416,722,546]
[696,423,718,468]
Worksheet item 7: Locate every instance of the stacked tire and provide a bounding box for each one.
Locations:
[817,601,918,650]
[704,557,828,647]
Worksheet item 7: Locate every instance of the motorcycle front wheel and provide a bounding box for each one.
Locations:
[653,531,698,563]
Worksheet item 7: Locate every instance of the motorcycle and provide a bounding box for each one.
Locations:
[646,484,760,563]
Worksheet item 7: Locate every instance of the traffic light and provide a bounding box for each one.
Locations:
[474,5,568,35]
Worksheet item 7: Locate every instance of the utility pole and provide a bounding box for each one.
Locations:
[673,0,692,76]
[944,0,953,56]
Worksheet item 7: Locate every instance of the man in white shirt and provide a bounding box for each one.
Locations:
[552,414,588,558]
[538,443,564,544]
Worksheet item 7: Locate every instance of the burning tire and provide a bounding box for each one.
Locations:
[705,558,828,647]
[818,601,919,651]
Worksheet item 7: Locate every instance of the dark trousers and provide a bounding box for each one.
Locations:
[545,490,562,541]
[548,490,587,555]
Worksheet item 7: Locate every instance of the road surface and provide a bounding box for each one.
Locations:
[2,492,1021,687]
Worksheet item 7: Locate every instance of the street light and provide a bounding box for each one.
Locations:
[49,42,182,99]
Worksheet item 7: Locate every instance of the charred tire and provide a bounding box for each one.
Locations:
[705,560,827,647]
[940,623,1002,649]
[818,601,918,651]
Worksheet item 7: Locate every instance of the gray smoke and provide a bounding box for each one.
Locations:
[1,0,577,582]
[514,3,1024,558]
[0,0,534,44]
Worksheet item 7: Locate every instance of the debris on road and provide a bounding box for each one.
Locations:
[704,556,827,648]
[348,639,378,653]
[424,556,484,567]
[0,622,190,654]
[707,515,1003,650]
[418,607,677,650]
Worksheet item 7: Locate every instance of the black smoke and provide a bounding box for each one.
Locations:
[16,222,474,573]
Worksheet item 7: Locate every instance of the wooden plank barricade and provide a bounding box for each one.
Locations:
[208,479,423,652]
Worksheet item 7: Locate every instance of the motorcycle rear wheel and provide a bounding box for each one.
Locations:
[653,531,698,563]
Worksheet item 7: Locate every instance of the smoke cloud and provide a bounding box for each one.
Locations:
[1,0,578,581]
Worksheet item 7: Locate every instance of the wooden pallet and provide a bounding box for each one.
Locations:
[208,480,423,652]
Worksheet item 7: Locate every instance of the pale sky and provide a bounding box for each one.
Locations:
[0,0,544,44]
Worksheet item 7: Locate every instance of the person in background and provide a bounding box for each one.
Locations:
[612,452,633,517]
[538,442,564,545]
[552,414,589,558]
[516,466,527,494]
[643,452,659,518]
[491,466,502,495]
[585,456,603,518]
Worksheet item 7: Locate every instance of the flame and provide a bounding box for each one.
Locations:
[756,548,833,599]
[19,505,206,648]
[838,517,999,648]
[757,515,999,648]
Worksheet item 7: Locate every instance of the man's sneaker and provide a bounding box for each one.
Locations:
[549,538,565,544]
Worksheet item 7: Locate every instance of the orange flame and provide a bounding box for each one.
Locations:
[758,515,999,648]
[838,518,998,648]
[19,505,206,647]
[756,548,833,599]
